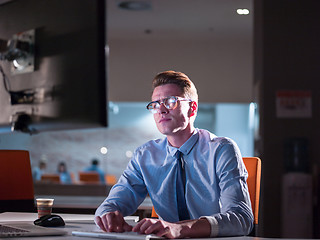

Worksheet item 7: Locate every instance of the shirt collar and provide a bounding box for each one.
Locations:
[167,128,199,157]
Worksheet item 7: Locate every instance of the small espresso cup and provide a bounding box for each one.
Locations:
[36,198,54,218]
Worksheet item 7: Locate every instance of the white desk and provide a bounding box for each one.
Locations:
[1,212,316,240]
[0,212,139,240]
[1,212,247,240]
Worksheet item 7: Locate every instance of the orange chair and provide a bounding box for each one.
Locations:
[105,174,117,185]
[78,171,100,183]
[0,150,35,213]
[41,174,60,183]
[70,172,76,183]
[243,157,261,236]
[151,157,261,236]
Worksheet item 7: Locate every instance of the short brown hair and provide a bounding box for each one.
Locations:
[152,71,198,103]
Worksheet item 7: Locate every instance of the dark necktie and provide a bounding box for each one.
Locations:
[176,151,190,221]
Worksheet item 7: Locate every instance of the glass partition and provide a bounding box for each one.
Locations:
[0,101,257,214]
[0,102,256,180]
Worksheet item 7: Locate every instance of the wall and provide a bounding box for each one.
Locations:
[254,0,320,237]
[107,37,253,103]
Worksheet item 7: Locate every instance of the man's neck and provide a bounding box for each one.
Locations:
[167,127,195,148]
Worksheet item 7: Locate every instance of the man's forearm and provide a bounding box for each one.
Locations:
[178,218,212,238]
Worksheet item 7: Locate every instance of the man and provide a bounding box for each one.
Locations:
[95,71,253,238]
[84,159,105,183]
[32,160,47,181]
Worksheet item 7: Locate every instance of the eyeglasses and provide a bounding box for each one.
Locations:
[146,96,192,113]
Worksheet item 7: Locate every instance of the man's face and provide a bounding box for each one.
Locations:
[151,84,193,137]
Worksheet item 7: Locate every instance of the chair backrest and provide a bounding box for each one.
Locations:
[151,157,262,232]
[41,174,61,183]
[243,157,261,226]
[78,171,100,183]
[105,174,117,185]
[0,150,35,212]
[70,172,76,183]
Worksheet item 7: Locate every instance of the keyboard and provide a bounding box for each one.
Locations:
[72,230,165,239]
[0,225,28,234]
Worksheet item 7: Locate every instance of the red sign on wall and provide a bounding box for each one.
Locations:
[276,90,312,118]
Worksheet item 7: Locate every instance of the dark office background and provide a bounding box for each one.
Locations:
[0,0,319,238]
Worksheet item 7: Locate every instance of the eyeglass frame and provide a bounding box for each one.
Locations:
[146,96,192,114]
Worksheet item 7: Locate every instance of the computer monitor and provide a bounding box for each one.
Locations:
[0,0,107,134]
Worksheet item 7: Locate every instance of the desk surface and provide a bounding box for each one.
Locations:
[0,212,316,240]
[0,212,140,240]
[0,212,248,240]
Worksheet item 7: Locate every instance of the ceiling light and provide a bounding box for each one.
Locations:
[126,150,133,158]
[100,147,108,155]
[118,1,151,11]
[237,9,250,15]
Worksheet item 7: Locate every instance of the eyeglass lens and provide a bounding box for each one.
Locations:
[153,96,177,110]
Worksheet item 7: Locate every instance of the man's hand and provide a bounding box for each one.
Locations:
[132,218,211,239]
[94,211,133,232]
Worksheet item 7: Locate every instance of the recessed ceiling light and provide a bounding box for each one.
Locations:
[118,1,151,11]
[100,147,108,155]
[236,9,250,15]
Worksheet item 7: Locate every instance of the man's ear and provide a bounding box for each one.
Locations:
[189,101,198,117]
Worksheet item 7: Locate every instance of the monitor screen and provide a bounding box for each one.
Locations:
[0,0,107,134]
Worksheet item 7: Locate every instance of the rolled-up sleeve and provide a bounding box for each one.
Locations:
[204,139,253,236]
[95,153,148,218]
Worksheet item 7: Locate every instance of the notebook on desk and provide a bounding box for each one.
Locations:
[0,222,67,238]
[72,230,164,239]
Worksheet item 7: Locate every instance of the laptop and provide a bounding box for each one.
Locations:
[72,230,164,240]
[0,222,67,238]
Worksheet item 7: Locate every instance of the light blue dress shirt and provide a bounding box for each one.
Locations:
[59,172,72,184]
[95,129,253,236]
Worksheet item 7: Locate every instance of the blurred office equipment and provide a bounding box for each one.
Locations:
[0,150,35,212]
[282,173,313,238]
[284,138,309,173]
[0,0,107,134]
[282,138,312,238]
